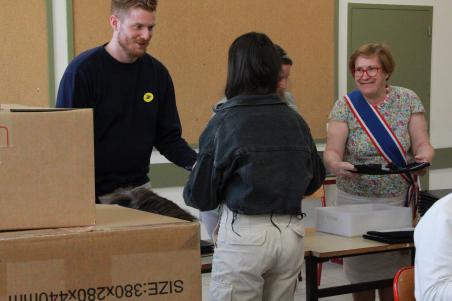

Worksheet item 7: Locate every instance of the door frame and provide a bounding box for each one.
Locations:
[337,0,434,99]
[347,3,433,111]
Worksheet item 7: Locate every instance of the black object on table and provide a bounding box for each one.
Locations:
[363,230,414,244]
[352,162,430,175]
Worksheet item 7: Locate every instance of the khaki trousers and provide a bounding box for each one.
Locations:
[209,207,305,301]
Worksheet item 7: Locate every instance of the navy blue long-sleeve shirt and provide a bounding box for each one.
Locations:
[56,46,196,196]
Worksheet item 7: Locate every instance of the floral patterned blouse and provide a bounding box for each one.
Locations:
[329,86,425,197]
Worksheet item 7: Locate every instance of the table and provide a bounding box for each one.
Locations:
[304,230,414,301]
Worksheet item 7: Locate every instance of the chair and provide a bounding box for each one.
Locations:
[393,266,415,301]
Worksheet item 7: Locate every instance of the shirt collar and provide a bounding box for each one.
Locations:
[214,94,283,112]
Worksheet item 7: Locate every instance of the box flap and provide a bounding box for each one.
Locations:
[0,103,47,110]
[0,205,195,242]
[0,103,87,113]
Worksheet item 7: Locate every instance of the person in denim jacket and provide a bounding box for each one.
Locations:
[184,32,325,301]
[200,44,300,240]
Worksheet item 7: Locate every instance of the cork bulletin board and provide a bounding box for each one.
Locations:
[73,0,335,142]
[0,0,49,107]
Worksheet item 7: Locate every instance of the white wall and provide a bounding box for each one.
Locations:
[428,0,452,189]
[429,0,452,148]
[430,168,452,189]
[52,0,69,98]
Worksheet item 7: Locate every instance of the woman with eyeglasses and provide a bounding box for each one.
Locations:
[324,43,434,301]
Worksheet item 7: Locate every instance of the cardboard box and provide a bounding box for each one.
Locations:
[0,205,202,301]
[0,105,95,230]
[315,204,412,237]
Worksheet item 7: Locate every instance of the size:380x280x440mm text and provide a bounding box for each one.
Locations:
[8,279,185,301]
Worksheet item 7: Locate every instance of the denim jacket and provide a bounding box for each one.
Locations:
[183,94,325,215]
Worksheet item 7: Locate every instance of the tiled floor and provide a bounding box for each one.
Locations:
[201,261,359,301]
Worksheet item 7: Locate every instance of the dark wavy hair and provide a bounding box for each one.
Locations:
[109,187,196,222]
[225,32,281,99]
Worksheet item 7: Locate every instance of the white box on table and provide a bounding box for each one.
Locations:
[315,204,412,237]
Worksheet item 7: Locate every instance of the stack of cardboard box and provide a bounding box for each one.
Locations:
[0,105,201,301]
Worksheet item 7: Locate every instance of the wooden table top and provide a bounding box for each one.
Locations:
[304,229,413,258]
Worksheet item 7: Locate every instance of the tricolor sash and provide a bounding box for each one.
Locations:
[344,90,418,213]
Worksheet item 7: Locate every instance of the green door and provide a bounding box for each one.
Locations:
[348,4,433,188]
[348,4,432,119]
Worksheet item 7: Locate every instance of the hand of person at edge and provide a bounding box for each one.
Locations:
[413,155,431,176]
[331,161,356,177]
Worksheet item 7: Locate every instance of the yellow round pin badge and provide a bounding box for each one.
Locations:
[143,92,154,103]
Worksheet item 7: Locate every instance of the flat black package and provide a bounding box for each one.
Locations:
[363,230,414,244]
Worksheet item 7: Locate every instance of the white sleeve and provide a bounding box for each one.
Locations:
[414,193,452,301]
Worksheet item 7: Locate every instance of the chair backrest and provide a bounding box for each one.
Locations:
[393,266,415,301]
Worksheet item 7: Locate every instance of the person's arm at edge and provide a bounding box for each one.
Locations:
[304,134,326,195]
[154,72,197,170]
[56,70,78,108]
[183,151,220,211]
[55,68,90,109]
[409,113,434,175]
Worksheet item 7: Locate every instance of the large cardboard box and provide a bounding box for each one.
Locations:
[0,105,95,230]
[0,205,201,301]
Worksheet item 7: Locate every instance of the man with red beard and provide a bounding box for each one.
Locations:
[57,0,196,203]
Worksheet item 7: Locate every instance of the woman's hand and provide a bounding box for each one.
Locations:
[412,155,430,176]
[414,154,431,164]
[409,113,435,176]
[330,161,356,177]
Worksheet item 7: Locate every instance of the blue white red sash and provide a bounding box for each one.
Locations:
[344,90,418,211]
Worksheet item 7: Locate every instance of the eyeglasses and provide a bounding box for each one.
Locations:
[352,66,381,79]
